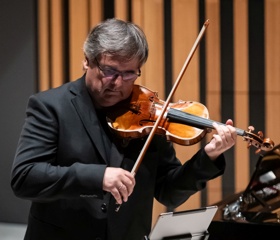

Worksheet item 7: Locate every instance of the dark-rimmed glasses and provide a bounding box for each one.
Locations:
[95,58,141,81]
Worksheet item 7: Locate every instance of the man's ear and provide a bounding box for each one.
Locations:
[83,57,89,70]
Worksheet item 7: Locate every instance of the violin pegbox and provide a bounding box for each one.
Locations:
[243,126,274,154]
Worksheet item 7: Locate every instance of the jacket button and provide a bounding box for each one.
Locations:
[101,203,107,213]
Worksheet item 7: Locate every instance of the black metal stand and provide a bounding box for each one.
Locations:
[145,231,210,240]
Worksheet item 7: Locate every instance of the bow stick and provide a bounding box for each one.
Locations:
[115,19,210,212]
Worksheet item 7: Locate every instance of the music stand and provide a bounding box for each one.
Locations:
[148,206,217,240]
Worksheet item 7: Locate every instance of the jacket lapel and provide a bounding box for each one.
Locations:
[70,77,108,163]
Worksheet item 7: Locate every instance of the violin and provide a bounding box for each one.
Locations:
[106,84,274,153]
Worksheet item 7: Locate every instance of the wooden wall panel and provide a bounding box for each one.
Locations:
[50,0,64,87]
[134,0,166,226]
[89,0,103,27]
[265,0,280,145]
[131,0,145,86]
[172,0,200,104]
[205,0,222,205]
[233,0,250,193]
[38,0,65,90]
[172,0,201,211]
[115,0,128,20]
[139,0,165,99]
[38,0,50,91]
[69,0,90,81]
[131,0,143,25]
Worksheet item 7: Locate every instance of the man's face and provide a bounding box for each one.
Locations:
[84,55,140,108]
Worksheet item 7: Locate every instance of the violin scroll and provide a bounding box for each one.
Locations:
[242,126,274,154]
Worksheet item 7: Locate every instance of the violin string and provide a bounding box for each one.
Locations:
[167,108,245,136]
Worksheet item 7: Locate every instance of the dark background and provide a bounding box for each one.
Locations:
[0,0,36,223]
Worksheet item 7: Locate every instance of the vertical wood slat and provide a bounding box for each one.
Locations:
[131,0,143,25]
[69,0,90,81]
[265,0,280,144]
[50,0,64,87]
[133,0,166,227]
[38,0,50,91]
[130,0,144,89]
[140,0,165,98]
[132,0,165,99]
[172,0,200,104]
[89,0,103,28]
[233,0,250,193]
[131,0,146,86]
[115,0,128,20]
[205,0,222,205]
[172,0,201,211]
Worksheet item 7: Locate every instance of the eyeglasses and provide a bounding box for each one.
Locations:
[95,58,141,81]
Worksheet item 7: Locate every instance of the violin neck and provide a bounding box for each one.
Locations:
[167,108,245,136]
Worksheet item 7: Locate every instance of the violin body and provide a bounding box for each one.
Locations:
[106,85,209,145]
[106,84,274,152]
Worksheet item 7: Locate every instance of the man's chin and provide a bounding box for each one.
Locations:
[101,96,122,107]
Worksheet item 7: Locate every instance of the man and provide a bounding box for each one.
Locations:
[11,18,236,240]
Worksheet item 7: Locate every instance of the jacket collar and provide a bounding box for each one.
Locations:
[68,75,124,167]
[69,75,108,163]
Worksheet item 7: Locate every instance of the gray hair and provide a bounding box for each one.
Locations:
[83,18,149,67]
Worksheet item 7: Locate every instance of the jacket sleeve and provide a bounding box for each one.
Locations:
[11,94,106,201]
[154,138,226,208]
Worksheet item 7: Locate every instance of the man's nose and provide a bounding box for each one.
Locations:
[111,74,124,84]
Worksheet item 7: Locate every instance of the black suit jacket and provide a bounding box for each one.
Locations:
[11,75,226,240]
